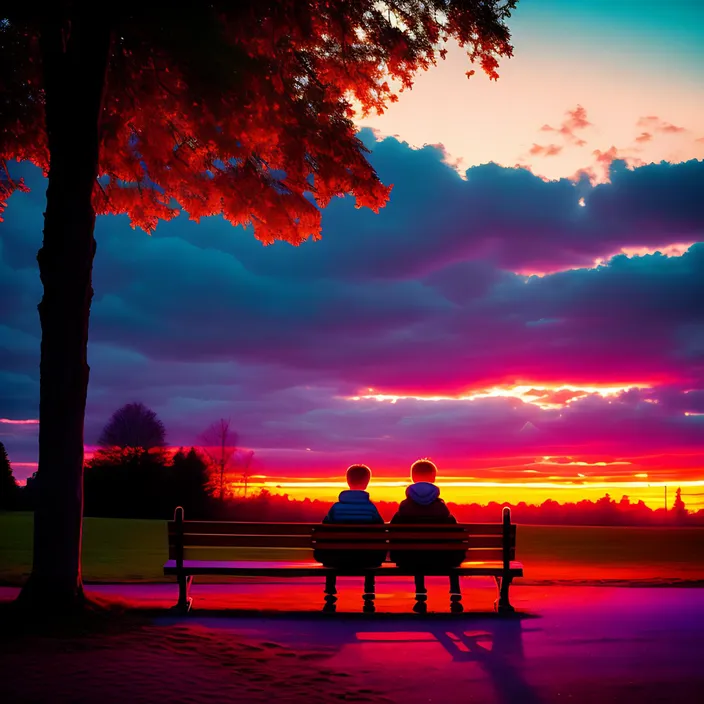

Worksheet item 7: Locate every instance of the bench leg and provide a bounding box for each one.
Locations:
[323,573,337,613]
[494,574,515,614]
[173,574,192,613]
[449,573,463,613]
[413,575,428,614]
[363,573,376,613]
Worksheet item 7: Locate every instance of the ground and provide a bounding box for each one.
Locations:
[1,582,703,703]
[2,515,703,702]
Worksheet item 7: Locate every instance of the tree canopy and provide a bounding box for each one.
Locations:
[1,1,517,238]
[1,1,519,611]
[98,402,166,451]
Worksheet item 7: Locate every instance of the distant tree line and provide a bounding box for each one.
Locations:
[185,490,704,526]
[1,404,252,519]
[2,403,703,525]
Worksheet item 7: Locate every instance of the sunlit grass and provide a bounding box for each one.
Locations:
[1,512,702,586]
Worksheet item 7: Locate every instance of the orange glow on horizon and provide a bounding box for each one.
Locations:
[345,382,651,409]
[260,478,704,491]
[8,435,700,510]
[534,457,632,467]
[251,477,704,510]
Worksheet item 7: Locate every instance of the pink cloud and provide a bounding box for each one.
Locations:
[572,145,645,184]
[635,132,652,143]
[540,105,591,146]
[637,116,686,134]
[529,143,563,157]
[523,389,588,405]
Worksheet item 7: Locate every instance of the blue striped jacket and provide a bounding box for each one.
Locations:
[323,490,383,523]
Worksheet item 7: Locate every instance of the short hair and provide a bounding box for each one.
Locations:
[411,458,437,483]
[346,464,371,488]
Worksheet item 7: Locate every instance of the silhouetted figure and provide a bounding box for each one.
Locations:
[390,458,465,566]
[391,459,466,610]
[313,464,385,569]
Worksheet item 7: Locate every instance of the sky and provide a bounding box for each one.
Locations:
[1,0,703,508]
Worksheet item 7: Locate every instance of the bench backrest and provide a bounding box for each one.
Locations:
[168,507,516,567]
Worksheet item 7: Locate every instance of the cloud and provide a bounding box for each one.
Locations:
[1,136,702,483]
[637,116,686,134]
[635,132,653,143]
[573,147,646,184]
[540,105,591,147]
[529,143,563,157]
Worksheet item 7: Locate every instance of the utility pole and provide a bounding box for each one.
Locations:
[664,485,667,511]
[220,425,226,501]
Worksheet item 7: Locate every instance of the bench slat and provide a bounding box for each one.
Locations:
[174,536,510,550]
[389,524,513,536]
[169,547,315,560]
[309,544,511,559]
[175,533,313,549]
[314,524,514,535]
[163,558,524,578]
[311,542,457,551]
[419,535,506,548]
[171,539,505,551]
[168,522,317,536]
[168,521,515,536]
[312,530,464,540]
[169,527,515,552]
[168,548,515,561]
[310,531,389,540]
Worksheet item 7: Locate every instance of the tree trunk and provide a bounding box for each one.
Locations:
[16,8,110,613]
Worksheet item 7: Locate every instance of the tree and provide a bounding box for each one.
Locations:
[199,419,239,501]
[97,402,166,452]
[84,446,169,518]
[171,448,211,517]
[672,487,687,523]
[1,2,518,611]
[232,448,256,498]
[0,442,19,510]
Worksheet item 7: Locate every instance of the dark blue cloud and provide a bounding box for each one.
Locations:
[1,136,703,473]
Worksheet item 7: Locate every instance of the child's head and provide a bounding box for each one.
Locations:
[410,458,437,484]
[346,464,372,490]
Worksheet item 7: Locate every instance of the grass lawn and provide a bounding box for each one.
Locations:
[1,512,703,586]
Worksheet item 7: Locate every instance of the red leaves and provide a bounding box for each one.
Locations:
[0,172,29,221]
[2,2,517,237]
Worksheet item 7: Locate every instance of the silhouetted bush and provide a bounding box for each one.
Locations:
[0,442,19,510]
[83,447,212,519]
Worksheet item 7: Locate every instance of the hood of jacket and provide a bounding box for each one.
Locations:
[337,489,372,503]
[406,482,440,506]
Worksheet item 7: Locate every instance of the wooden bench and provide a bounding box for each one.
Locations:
[164,506,523,614]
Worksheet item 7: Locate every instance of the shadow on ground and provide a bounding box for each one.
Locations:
[156,609,545,704]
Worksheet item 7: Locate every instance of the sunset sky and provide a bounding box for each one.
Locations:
[1,0,703,508]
